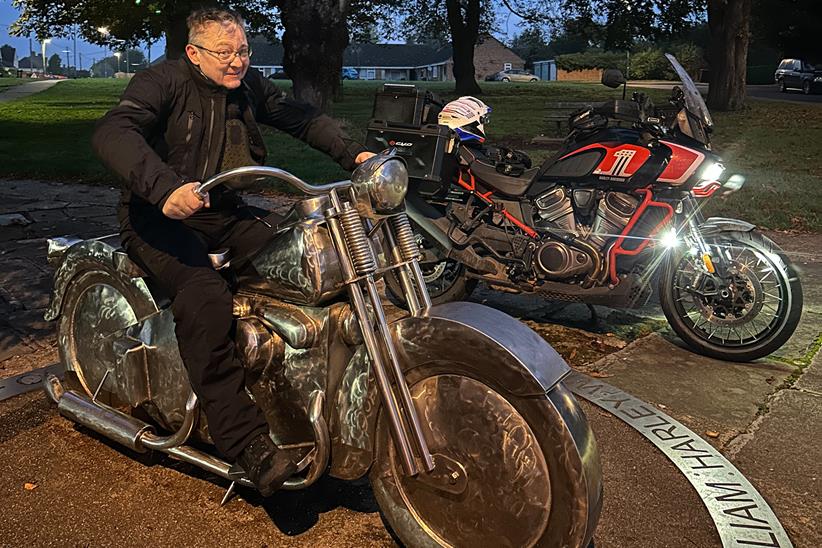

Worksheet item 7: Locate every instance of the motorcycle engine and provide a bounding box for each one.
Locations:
[531,187,640,281]
[533,187,593,279]
[587,192,640,249]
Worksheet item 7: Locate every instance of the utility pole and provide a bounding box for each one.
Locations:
[79,52,83,72]
[73,25,78,72]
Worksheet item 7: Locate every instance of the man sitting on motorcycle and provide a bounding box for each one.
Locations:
[92,7,373,495]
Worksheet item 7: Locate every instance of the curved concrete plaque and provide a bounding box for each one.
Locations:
[566,371,793,548]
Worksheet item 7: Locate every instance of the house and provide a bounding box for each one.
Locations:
[17,54,43,75]
[246,34,524,82]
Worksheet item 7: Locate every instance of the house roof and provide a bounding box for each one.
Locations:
[17,55,43,69]
[246,37,453,68]
[153,35,516,69]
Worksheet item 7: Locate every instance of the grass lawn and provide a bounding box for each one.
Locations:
[0,78,819,231]
[0,77,24,92]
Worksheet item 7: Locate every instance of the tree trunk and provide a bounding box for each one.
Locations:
[279,1,350,111]
[165,2,209,60]
[706,0,752,111]
[446,0,482,96]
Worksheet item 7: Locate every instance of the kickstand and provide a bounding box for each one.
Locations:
[220,481,236,507]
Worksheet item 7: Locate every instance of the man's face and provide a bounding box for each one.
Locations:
[185,22,249,89]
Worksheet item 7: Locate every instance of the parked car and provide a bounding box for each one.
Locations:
[774,58,822,94]
[489,69,539,82]
[341,67,359,80]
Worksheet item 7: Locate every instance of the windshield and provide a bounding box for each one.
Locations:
[665,53,713,129]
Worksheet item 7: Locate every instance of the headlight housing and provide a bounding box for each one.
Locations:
[350,152,408,218]
[700,161,725,182]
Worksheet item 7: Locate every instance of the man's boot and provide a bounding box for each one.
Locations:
[237,433,297,497]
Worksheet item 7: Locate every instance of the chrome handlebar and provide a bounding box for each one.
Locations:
[194,166,351,198]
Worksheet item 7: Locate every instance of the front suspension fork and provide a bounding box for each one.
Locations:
[325,189,434,477]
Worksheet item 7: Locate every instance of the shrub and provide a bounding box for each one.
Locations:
[556,50,628,72]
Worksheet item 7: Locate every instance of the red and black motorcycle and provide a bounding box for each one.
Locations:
[386,55,802,362]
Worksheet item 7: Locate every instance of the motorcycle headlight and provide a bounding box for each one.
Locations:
[700,161,725,182]
[350,152,408,218]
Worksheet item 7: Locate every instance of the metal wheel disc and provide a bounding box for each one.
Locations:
[388,374,551,547]
[65,282,138,396]
[672,241,785,346]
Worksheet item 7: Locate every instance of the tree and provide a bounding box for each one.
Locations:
[395,0,496,94]
[752,0,822,62]
[446,0,483,95]
[510,25,554,68]
[10,1,281,60]
[706,0,751,111]
[47,53,62,74]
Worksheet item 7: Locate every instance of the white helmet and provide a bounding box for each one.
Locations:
[438,96,491,143]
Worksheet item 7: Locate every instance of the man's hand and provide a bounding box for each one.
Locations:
[162,182,210,220]
[355,151,376,164]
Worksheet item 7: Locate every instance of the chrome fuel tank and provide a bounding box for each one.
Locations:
[248,197,346,306]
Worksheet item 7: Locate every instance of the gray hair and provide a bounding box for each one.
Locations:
[187,8,245,43]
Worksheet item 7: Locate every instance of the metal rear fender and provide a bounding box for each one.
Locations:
[328,301,572,479]
[45,239,159,322]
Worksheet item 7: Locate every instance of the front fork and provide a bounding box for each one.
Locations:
[679,198,726,297]
[324,188,434,477]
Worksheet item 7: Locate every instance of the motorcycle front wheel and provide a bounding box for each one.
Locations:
[659,230,803,362]
[370,363,601,547]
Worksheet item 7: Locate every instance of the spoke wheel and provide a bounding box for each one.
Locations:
[660,230,802,361]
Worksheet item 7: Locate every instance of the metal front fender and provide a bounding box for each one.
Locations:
[392,301,570,396]
[698,217,756,237]
[44,239,159,321]
[328,301,571,480]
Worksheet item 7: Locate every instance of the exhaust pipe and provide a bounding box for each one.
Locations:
[43,375,330,492]
[44,374,154,452]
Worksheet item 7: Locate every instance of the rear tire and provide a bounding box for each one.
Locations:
[58,268,154,399]
[371,363,601,547]
[659,230,802,362]
[803,80,812,95]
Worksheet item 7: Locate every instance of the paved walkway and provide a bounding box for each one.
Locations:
[0,79,61,103]
[0,178,820,546]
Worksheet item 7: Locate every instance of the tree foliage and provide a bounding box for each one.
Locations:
[751,0,822,62]
[560,0,705,49]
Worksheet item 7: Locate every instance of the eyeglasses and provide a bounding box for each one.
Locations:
[191,43,252,63]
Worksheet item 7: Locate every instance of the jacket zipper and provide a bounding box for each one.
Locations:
[181,112,195,174]
[201,98,215,181]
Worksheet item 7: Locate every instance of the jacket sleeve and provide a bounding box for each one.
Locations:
[256,75,367,172]
[91,69,181,207]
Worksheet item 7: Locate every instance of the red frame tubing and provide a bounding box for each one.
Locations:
[608,188,674,285]
[458,169,538,239]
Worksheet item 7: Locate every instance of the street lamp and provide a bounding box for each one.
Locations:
[41,38,50,77]
[114,52,122,73]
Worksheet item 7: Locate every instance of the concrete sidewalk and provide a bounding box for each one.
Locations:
[0,178,820,546]
[0,79,61,103]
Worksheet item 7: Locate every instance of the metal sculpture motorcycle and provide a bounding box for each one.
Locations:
[42,153,601,547]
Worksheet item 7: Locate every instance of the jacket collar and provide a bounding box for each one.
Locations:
[181,56,228,97]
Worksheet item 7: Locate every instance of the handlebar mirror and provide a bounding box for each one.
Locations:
[602,69,626,89]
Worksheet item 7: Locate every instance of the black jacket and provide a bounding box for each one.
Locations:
[92,58,366,214]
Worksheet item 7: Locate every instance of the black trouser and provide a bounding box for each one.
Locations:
[121,199,282,460]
